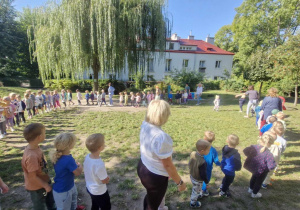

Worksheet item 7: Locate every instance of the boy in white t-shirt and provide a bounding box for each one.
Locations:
[84,133,111,210]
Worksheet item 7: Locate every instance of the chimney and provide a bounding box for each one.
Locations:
[188,30,194,40]
[206,36,214,45]
[171,33,180,40]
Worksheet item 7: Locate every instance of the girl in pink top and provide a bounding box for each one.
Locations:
[135,93,141,107]
[146,91,151,105]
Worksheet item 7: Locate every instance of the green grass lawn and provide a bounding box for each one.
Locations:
[0,87,299,209]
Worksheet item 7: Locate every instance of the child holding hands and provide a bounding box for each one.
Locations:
[202,131,220,196]
[21,123,56,210]
[189,139,211,208]
[50,133,83,210]
[243,133,276,198]
[219,134,241,197]
[84,133,111,210]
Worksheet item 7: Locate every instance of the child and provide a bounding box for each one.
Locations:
[180,90,184,104]
[76,89,82,105]
[36,91,45,114]
[26,89,36,115]
[10,93,18,126]
[146,91,151,105]
[243,133,276,198]
[119,92,124,106]
[124,92,128,106]
[85,90,90,105]
[141,91,146,107]
[168,91,173,105]
[90,91,95,105]
[3,96,15,132]
[175,91,181,104]
[99,89,107,107]
[67,90,75,106]
[276,112,286,130]
[60,89,67,108]
[25,93,33,119]
[50,91,54,109]
[130,92,135,107]
[272,121,287,154]
[189,139,211,208]
[160,90,165,101]
[94,91,98,105]
[53,90,60,110]
[202,131,221,196]
[16,95,26,124]
[235,93,246,112]
[213,95,220,111]
[84,133,111,210]
[44,91,51,112]
[155,90,160,100]
[219,134,241,197]
[21,123,56,209]
[150,91,155,101]
[255,100,263,129]
[183,90,188,104]
[0,103,7,139]
[260,116,277,134]
[50,133,83,209]
[135,93,141,107]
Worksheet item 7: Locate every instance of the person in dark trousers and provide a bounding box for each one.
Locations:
[219,134,242,197]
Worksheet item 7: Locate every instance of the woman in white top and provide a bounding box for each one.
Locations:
[137,100,186,210]
[196,83,203,105]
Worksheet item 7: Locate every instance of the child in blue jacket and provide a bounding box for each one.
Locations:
[85,90,90,105]
[202,131,221,196]
[219,134,241,197]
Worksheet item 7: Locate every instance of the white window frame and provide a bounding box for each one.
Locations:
[199,60,205,68]
[169,43,174,50]
[165,59,172,72]
[148,58,154,72]
[182,59,189,68]
[215,60,221,68]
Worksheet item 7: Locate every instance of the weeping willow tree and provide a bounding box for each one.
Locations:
[28,0,170,90]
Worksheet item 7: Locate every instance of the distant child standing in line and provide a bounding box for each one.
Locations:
[243,133,276,198]
[67,90,75,106]
[160,90,165,101]
[124,92,128,106]
[130,92,135,107]
[53,90,61,109]
[99,90,107,107]
[45,91,51,112]
[135,93,141,107]
[219,134,241,197]
[3,96,15,132]
[168,91,173,105]
[25,93,33,119]
[189,139,211,208]
[60,90,67,108]
[85,90,90,105]
[16,95,26,124]
[0,104,7,139]
[21,123,56,210]
[141,91,146,107]
[183,90,188,104]
[150,91,155,101]
[76,89,82,105]
[155,90,160,100]
[90,91,95,105]
[146,91,151,105]
[235,93,246,112]
[84,134,111,210]
[175,91,181,104]
[119,92,124,107]
[50,133,83,210]
[202,131,220,196]
[213,95,220,111]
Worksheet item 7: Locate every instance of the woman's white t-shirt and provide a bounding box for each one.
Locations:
[140,121,173,177]
[83,154,108,195]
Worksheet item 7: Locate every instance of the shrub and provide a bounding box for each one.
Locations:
[0,82,3,87]
[202,80,221,90]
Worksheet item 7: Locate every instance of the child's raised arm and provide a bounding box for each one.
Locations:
[73,162,83,176]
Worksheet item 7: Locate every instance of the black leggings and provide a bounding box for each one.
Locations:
[87,189,111,210]
[18,112,26,123]
[250,170,269,194]
[137,159,168,210]
[221,174,235,192]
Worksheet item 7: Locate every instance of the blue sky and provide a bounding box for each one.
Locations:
[13,0,244,40]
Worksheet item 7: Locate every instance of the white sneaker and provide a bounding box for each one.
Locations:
[11,128,15,132]
[0,134,4,139]
[251,192,262,198]
[248,188,253,193]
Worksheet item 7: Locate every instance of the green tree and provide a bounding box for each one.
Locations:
[271,33,300,106]
[214,25,238,53]
[168,69,204,91]
[28,0,169,91]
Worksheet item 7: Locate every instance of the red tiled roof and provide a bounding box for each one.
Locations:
[166,39,234,55]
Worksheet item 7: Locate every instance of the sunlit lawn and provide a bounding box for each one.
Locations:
[0,87,299,209]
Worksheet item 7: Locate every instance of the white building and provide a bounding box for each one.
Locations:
[84,34,234,81]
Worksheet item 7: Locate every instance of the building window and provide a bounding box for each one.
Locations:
[148,59,154,72]
[199,61,205,68]
[215,61,221,68]
[165,59,172,72]
[214,76,218,80]
[129,75,135,81]
[169,43,174,50]
[182,59,189,68]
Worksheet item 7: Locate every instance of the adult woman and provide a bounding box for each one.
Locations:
[195,83,203,105]
[260,88,282,131]
[137,100,186,210]
[244,85,259,118]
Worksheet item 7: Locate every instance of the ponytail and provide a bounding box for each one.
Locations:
[259,133,275,153]
[50,150,63,164]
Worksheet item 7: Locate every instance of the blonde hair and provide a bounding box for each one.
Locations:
[259,133,275,153]
[50,133,77,164]
[268,116,277,124]
[215,95,220,99]
[26,89,31,94]
[227,134,239,147]
[204,131,215,143]
[145,100,170,126]
[25,93,29,98]
[196,139,211,152]
[276,112,285,120]
[85,133,105,153]
[9,92,16,98]
[272,121,285,136]
[267,87,278,97]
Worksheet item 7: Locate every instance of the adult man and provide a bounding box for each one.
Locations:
[185,84,190,95]
[108,83,115,106]
[196,83,203,105]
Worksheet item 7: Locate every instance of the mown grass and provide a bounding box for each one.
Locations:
[0,88,299,210]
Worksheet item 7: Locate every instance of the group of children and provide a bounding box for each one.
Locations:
[189,121,287,207]
[167,90,189,105]
[0,89,77,139]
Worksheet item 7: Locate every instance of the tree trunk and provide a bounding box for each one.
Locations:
[258,82,263,99]
[92,57,100,91]
[294,82,298,107]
